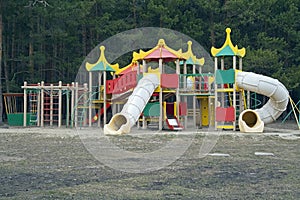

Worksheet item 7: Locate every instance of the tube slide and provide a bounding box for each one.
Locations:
[104,74,159,135]
[236,71,289,132]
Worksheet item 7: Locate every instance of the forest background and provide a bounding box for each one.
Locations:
[0,0,299,123]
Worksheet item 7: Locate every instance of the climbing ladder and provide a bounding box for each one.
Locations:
[42,89,59,126]
[28,89,40,126]
[75,89,89,127]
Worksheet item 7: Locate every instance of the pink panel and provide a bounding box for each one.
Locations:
[161,74,178,88]
[179,102,187,116]
[216,106,235,122]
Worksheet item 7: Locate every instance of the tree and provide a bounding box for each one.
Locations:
[0,0,3,124]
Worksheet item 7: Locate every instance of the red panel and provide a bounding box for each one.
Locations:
[204,76,208,91]
[161,74,178,88]
[106,80,115,94]
[106,71,137,94]
[216,106,235,122]
[166,103,174,116]
[179,102,187,116]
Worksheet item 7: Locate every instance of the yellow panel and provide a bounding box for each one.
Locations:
[216,125,234,129]
[92,100,104,103]
[216,88,234,92]
[201,97,209,126]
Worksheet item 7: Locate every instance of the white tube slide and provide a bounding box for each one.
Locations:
[236,71,289,125]
[104,74,159,135]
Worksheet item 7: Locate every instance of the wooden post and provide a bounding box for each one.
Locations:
[89,72,92,127]
[50,84,53,126]
[192,64,196,129]
[23,82,27,127]
[83,83,88,127]
[37,83,41,127]
[183,62,188,128]
[176,59,180,126]
[214,57,218,130]
[158,58,163,130]
[220,57,224,107]
[233,56,237,131]
[66,84,70,127]
[70,82,75,128]
[142,60,147,73]
[103,71,107,125]
[58,81,62,128]
[74,82,79,128]
[41,81,44,127]
[98,72,102,127]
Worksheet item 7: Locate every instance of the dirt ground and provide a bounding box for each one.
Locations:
[0,121,299,199]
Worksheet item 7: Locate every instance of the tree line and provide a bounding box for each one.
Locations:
[0,0,299,122]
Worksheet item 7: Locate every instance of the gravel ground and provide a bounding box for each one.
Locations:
[0,121,299,199]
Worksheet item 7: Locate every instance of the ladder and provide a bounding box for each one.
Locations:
[72,90,101,128]
[28,90,40,126]
[72,88,89,128]
[43,90,59,126]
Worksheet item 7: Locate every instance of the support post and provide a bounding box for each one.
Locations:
[66,84,70,127]
[158,58,163,130]
[74,82,79,128]
[89,72,92,127]
[192,64,196,129]
[214,57,218,130]
[183,62,188,128]
[83,83,88,127]
[58,81,62,128]
[50,84,53,126]
[103,71,107,125]
[23,82,27,127]
[233,56,237,130]
[36,83,41,127]
[176,59,180,127]
[41,81,44,127]
[98,72,102,127]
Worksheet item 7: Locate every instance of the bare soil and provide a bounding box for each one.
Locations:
[0,121,299,199]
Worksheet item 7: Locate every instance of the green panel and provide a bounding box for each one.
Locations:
[143,102,160,117]
[7,113,30,126]
[216,45,235,57]
[216,69,235,84]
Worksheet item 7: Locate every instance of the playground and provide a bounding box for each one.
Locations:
[3,28,300,132]
[1,28,299,199]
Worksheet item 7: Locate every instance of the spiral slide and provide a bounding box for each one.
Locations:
[104,74,159,135]
[236,71,289,132]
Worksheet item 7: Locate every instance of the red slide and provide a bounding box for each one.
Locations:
[165,116,183,130]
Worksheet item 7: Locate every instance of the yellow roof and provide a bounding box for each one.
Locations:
[182,41,205,65]
[85,46,119,72]
[211,28,246,57]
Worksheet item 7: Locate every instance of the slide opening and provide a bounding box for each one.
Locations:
[110,114,127,131]
[241,110,258,128]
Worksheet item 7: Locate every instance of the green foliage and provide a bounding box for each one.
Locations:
[0,0,299,94]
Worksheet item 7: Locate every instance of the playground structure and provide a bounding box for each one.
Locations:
[4,81,91,128]
[7,28,296,132]
[103,28,290,134]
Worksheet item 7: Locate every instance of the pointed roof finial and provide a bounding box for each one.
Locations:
[182,41,205,65]
[85,46,119,72]
[211,28,246,57]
